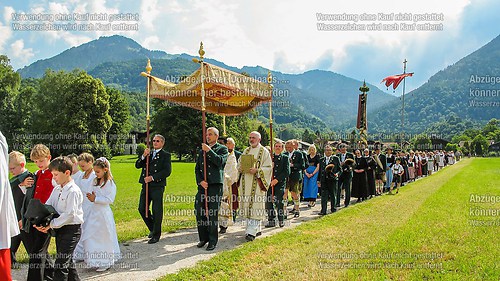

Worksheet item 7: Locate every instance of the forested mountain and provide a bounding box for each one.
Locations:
[15,34,500,139]
[17,35,173,78]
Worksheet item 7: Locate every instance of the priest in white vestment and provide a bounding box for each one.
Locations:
[0,131,20,281]
[237,131,272,241]
[219,138,239,233]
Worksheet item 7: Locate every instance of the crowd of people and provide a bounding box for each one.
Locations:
[6,143,121,281]
[193,129,461,251]
[2,127,461,280]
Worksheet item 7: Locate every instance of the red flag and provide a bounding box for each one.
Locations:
[381,73,413,90]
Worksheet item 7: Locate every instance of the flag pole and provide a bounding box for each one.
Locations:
[139,59,152,218]
[401,59,407,150]
[194,42,209,220]
[267,71,274,203]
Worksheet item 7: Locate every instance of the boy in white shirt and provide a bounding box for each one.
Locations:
[34,156,84,281]
[390,158,404,195]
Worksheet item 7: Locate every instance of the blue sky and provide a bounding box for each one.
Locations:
[0,0,498,93]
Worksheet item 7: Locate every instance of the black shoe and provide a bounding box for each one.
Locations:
[294,210,300,218]
[148,231,154,239]
[197,240,209,248]
[356,198,362,203]
[336,204,341,207]
[279,221,285,227]
[256,232,262,237]
[245,234,255,241]
[148,237,159,244]
[331,208,337,213]
[318,212,326,216]
[265,221,276,228]
[288,209,296,214]
[206,244,216,251]
[219,226,227,234]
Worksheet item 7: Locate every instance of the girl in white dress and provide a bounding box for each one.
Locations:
[73,152,96,261]
[68,153,84,183]
[82,157,121,271]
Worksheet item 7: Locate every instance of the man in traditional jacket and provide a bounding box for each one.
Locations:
[373,146,387,195]
[238,131,272,241]
[336,143,354,207]
[318,145,341,215]
[285,140,305,217]
[265,141,290,228]
[195,127,228,251]
[135,134,172,244]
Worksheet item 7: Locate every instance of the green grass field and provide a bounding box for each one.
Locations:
[159,158,500,281]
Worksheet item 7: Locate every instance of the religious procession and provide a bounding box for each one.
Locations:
[1,43,461,281]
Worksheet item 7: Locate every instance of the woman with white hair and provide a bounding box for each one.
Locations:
[303,144,320,207]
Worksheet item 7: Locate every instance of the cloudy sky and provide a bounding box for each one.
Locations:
[0,0,498,92]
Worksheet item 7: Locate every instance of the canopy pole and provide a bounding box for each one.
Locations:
[222,115,227,137]
[198,42,209,220]
[140,59,153,218]
[267,71,274,203]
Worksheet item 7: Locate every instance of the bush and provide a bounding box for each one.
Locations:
[486,151,499,157]
[136,143,146,157]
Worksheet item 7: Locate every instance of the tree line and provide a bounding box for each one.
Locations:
[0,55,130,158]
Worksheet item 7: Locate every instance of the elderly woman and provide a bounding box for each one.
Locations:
[303,144,320,207]
[351,149,368,202]
[363,149,376,199]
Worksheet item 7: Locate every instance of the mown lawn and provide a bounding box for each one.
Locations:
[159,158,499,281]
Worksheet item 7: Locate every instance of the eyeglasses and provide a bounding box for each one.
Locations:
[152,140,161,143]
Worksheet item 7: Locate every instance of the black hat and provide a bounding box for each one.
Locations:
[24,199,59,227]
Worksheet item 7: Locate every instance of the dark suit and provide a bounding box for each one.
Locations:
[288,150,305,187]
[266,153,290,224]
[21,171,54,281]
[135,149,172,239]
[336,152,354,207]
[299,150,307,199]
[194,143,228,246]
[375,154,387,175]
[10,170,31,264]
[318,155,341,213]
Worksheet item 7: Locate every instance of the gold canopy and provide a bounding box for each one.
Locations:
[144,62,272,116]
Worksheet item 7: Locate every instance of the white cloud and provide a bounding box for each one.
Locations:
[142,35,160,49]
[7,0,497,87]
[140,0,160,31]
[3,6,15,23]
[10,39,35,62]
[48,2,70,14]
